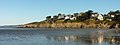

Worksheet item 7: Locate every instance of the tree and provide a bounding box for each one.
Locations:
[46,16,53,24]
[74,13,79,17]
[108,11,115,15]
[115,10,120,13]
[53,15,58,22]
[76,13,88,21]
[87,10,93,13]
[58,13,62,16]
[86,10,93,15]
[46,16,51,20]
[84,10,93,19]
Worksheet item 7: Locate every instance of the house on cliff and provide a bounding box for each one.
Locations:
[97,14,104,21]
[103,14,111,21]
[91,12,99,18]
[57,13,65,20]
[107,14,115,21]
[70,17,77,20]
[65,15,70,20]
[64,14,77,20]
[107,13,120,21]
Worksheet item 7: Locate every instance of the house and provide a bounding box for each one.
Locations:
[107,14,116,18]
[103,14,112,21]
[91,13,99,18]
[67,14,73,18]
[97,14,104,21]
[58,14,65,20]
[65,15,70,20]
[111,15,115,17]
[70,17,76,20]
[107,14,116,21]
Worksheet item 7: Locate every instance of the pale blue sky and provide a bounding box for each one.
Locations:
[0,0,120,25]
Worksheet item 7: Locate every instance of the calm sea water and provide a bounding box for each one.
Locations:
[0,26,120,45]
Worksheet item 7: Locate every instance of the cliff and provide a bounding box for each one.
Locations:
[21,19,120,29]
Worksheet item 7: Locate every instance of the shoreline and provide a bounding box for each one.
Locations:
[21,22,120,29]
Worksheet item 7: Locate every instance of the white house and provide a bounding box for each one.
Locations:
[65,16,70,20]
[70,17,76,20]
[91,13,99,18]
[111,15,115,17]
[97,14,104,21]
[58,15,65,19]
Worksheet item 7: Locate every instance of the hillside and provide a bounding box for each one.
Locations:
[21,10,120,29]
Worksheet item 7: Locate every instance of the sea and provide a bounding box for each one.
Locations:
[0,25,120,45]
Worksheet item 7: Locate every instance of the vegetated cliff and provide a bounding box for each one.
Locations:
[21,19,120,29]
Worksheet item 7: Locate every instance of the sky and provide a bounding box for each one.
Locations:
[0,0,120,25]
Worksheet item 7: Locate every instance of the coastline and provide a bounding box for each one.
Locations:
[21,21,120,29]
